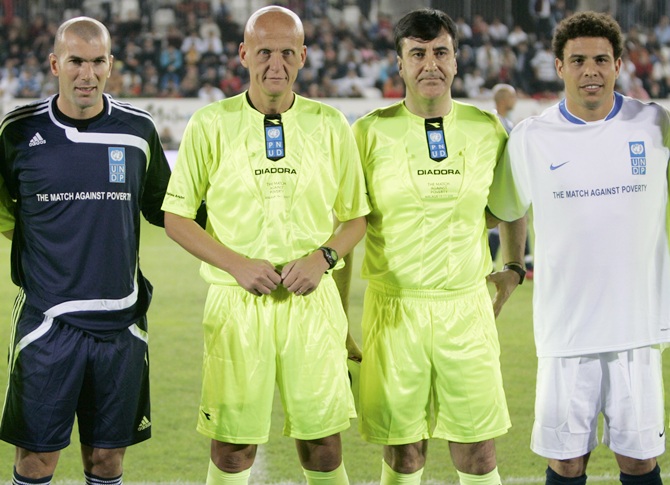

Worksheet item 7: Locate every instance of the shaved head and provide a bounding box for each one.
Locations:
[243,6,304,45]
[54,16,111,57]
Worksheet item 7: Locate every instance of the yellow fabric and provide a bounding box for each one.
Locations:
[206,460,251,485]
[302,462,349,485]
[197,277,355,443]
[352,101,507,290]
[380,460,424,485]
[456,468,502,485]
[0,172,15,232]
[162,93,370,286]
[359,282,510,445]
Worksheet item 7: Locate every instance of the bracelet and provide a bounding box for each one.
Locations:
[503,262,526,285]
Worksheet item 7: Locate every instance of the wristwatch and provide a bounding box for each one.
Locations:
[503,262,526,285]
[318,246,339,270]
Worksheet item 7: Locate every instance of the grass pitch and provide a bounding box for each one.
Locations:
[0,222,669,484]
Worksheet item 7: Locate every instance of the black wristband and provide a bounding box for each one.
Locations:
[503,262,526,285]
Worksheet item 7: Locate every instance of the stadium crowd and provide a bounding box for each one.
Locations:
[1,0,670,102]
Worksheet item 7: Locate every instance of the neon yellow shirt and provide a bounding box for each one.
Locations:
[0,174,14,232]
[163,93,370,286]
[353,100,507,290]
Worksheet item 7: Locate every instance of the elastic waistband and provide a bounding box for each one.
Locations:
[367,280,487,301]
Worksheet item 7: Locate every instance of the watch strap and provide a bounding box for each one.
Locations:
[318,246,338,270]
[503,262,526,285]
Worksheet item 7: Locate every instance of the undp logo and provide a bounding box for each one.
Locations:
[429,132,443,143]
[110,149,124,161]
[267,127,281,139]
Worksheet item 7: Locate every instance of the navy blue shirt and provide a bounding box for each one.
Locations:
[0,94,170,335]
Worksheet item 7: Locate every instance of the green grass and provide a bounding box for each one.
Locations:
[0,222,669,484]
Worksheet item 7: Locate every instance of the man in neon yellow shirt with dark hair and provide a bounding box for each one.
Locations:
[162,5,369,485]
[353,8,526,485]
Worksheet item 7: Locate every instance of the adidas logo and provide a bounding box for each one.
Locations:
[29,133,46,147]
[137,416,151,431]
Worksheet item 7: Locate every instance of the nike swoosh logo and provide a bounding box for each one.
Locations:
[550,161,570,170]
[660,428,665,438]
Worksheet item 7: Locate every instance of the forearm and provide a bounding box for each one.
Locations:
[164,211,245,274]
[333,252,353,315]
[323,216,367,258]
[499,215,527,266]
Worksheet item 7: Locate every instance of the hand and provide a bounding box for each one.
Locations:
[346,332,362,363]
[486,268,521,318]
[281,251,329,296]
[229,257,281,296]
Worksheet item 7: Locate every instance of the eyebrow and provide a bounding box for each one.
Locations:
[407,45,450,54]
[568,53,611,60]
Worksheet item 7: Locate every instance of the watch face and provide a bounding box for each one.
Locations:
[320,247,338,269]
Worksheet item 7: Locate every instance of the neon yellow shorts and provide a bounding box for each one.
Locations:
[359,281,510,445]
[197,277,355,443]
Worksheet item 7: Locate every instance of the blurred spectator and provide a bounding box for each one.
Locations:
[199,15,221,40]
[138,36,160,67]
[488,18,509,46]
[160,79,182,98]
[628,38,654,91]
[360,53,382,89]
[180,64,201,97]
[498,45,518,85]
[220,69,243,98]
[159,43,184,90]
[382,72,404,98]
[470,14,489,47]
[198,81,225,102]
[181,29,205,55]
[122,39,143,74]
[531,40,561,97]
[655,15,670,45]
[335,63,369,97]
[476,39,502,85]
[123,71,144,97]
[507,24,530,47]
[141,63,160,97]
[200,29,224,58]
[618,0,640,32]
[105,62,125,97]
[0,60,20,103]
[530,0,556,42]
[627,75,650,98]
[16,55,44,98]
[464,68,487,98]
[455,17,473,45]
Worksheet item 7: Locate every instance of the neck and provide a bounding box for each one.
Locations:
[404,95,452,119]
[247,88,295,115]
[565,94,615,122]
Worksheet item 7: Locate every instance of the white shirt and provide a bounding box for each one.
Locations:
[488,93,670,357]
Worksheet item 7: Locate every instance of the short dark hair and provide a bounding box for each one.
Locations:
[393,8,458,57]
[552,11,623,61]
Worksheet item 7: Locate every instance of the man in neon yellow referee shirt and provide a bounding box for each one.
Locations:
[161,6,369,485]
[353,8,526,485]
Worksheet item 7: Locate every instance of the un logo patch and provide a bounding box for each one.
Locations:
[628,141,646,175]
[109,147,126,183]
[424,118,447,162]
[264,115,285,161]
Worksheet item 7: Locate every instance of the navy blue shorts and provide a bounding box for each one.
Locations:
[0,302,151,452]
